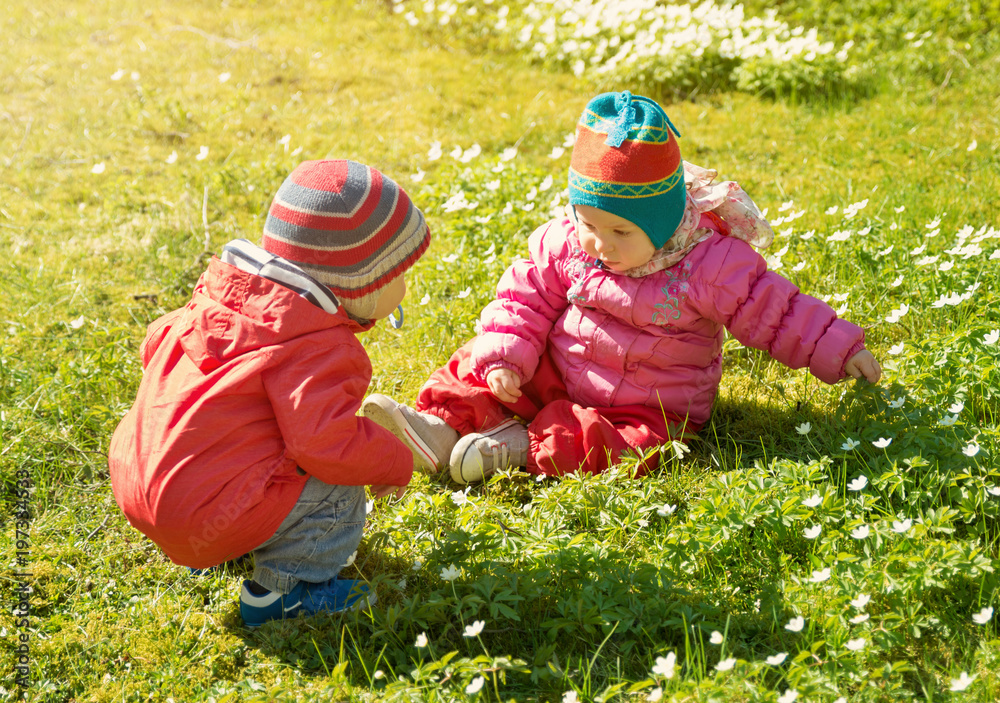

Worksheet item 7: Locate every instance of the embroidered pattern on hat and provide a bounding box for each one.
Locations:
[568,163,685,199]
[578,108,676,144]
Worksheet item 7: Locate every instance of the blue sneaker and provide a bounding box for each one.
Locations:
[239,578,376,627]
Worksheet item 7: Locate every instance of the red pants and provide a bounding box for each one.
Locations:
[415,340,699,477]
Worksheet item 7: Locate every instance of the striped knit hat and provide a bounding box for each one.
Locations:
[262,160,430,321]
[568,91,685,249]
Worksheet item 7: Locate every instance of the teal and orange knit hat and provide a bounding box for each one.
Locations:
[568,91,686,249]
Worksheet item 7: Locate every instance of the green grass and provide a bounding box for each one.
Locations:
[2,0,999,701]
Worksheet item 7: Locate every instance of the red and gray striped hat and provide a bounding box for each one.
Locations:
[262,159,430,320]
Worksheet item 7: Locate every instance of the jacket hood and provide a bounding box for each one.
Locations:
[177,257,369,373]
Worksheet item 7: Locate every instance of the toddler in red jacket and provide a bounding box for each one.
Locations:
[108,159,433,627]
[363,91,881,485]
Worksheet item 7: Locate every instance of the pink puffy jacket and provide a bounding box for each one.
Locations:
[471,214,866,426]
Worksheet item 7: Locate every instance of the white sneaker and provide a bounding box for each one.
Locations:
[361,394,459,473]
[449,419,530,485]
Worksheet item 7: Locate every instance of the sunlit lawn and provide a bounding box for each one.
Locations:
[1,1,999,701]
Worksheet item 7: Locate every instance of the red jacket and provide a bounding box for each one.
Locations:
[108,258,413,568]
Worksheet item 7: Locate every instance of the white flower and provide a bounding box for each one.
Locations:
[465,676,485,694]
[848,475,869,491]
[851,594,871,609]
[420,294,430,305]
[803,494,822,508]
[365,499,375,514]
[218,71,231,83]
[985,330,1000,345]
[91,162,106,174]
[795,422,812,435]
[988,486,1000,497]
[427,141,443,160]
[451,489,469,506]
[950,672,976,692]
[411,169,425,183]
[415,633,428,647]
[440,564,461,581]
[851,524,870,540]
[873,437,892,449]
[963,442,981,457]
[888,397,905,409]
[196,146,209,161]
[890,275,904,287]
[777,690,798,703]
[785,616,805,632]
[811,568,831,583]
[850,613,870,624]
[949,401,965,414]
[344,550,357,567]
[457,287,472,299]
[647,688,663,702]
[939,414,959,427]
[972,606,993,624]
[715,657,736,671]
[804,525,822,540]
[846,638,866,651]
[710,630,724,645]
[69,316,86,329]
[892,519,912,533]
[500,146,518,162]
[889,343,905,355]
[841,438,860,451]
[968,139,978,151]
[412,559,423,571]
[766,652,788,665]
[825,206,839,215]
[657,504,677,517]
[885,304,909,323]
[464,620,485,637]
[652,652,676,679]
[549,147,565,159]
[110,68,126,81]
[166,151,178,164]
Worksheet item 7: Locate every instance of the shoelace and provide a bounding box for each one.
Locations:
[490,441,510,469]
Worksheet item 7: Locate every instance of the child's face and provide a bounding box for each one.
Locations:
[573,205,657,272]
[370,274,407,320]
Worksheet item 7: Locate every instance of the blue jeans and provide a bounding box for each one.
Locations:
[251,477,365,594]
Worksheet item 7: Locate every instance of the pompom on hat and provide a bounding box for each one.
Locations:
[262,159,430,321]
[568,91,686,249]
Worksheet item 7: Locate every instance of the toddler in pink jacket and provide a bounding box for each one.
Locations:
[364,91,881,484]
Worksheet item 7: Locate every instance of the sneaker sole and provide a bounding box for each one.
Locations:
[449,419,523,485]
[361,396,440,473]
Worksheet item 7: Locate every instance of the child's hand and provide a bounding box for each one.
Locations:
[487,368,523,403]
[370,484,407,500]
[844,349,882,384]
